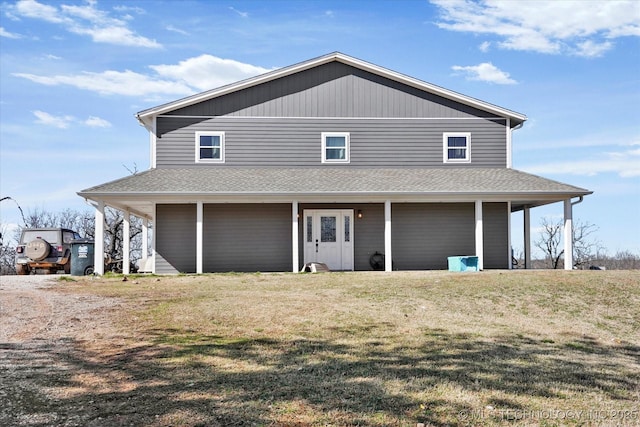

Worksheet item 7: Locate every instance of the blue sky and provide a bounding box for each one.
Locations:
[1,0,639,256]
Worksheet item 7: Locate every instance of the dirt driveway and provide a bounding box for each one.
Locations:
[0,275,124,426]
[0,275,115,343]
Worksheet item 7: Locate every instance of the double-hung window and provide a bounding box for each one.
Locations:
[322,132,350,163]
[196,131,225,163]
[443,132,471,163]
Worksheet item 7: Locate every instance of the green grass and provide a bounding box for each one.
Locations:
[13,271,640,426]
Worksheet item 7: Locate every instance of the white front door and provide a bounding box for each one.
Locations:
[303,210,353,271]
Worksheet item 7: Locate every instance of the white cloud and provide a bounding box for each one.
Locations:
[7,0,160,48]
[479,41,490,52]
[166,25,189,35]
[32,110,113,129]
[44,53,62,60]
[0,26,22,39]
[12,0,68,23]
[112,5,146,15]
[574,40,613,58]
[523,147,640,178]
[452,62,517,84]
[84,116,111,128]
[518,130,640,151]
[33,110,75,128]
[14,54,273,98]
[15,70,193,97]
[431,0,640,57]
[149,54,273,92]
[71,25,160,48]
[229,6,248,18]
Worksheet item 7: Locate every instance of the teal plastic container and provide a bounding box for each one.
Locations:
[447,256,479,272]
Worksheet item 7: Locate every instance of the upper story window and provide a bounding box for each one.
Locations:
[196,131,225,163]
[443,132,471,163]
[322,132,350,163]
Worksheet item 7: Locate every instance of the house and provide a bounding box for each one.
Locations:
[78,52,591,275]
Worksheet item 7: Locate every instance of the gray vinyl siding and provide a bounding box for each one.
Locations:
[167,62,497,119]
[156,204,196,274]
[297,202,507,271]
[203,204,291,272]
[391,203,476,270]
[482,202,509,269]
[155,202,505,273]
[156,117,506,167]
[298,203,384,271]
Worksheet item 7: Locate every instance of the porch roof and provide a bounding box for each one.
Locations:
[78,167,591,219]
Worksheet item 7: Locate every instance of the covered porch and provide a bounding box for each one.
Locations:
[78,167,591,275]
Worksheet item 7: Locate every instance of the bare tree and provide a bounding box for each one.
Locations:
[103,208,144,262]
[588,250,640,270]
[74,210,97,239]
[534,217,603,269]
[572,220,604,269]
[23,207,59,228]
[1,207,146,274]
[0,223,17,274]
[535,217,565,269]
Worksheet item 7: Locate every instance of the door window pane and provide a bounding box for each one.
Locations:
[306,216,313,242]
[344,216,350,242]
[321,216,336,242]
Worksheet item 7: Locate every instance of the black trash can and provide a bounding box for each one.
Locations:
[70,239,95,276]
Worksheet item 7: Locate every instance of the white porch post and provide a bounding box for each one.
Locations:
[123,209,130,275]
[196,201,203,274]
[564,199,573,270]
[151,204,156,274]
[507,202,512,270]
[384,200,392,272]
[94,200,105,276]
[141,218,149,261]
[524,207,531,269]
[475,200,484,271]
[292,201,299,273]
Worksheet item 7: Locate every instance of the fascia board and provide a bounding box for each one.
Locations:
[135,52,527,125]
[80,190,591,203]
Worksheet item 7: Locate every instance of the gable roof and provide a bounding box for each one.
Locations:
[136,52,527,128]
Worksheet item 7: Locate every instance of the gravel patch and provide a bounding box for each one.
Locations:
[0,274,125,426]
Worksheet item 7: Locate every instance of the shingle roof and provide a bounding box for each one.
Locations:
[79,167,590,196]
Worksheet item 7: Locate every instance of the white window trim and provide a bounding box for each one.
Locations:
[321,132,350,164]
[195,131,225,163]
[443,132,471,163]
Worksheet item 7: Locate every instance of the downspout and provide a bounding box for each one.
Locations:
[571,196,584,207]
[507,121,524,169]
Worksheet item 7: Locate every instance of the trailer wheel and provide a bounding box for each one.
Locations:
[16,264,29,275]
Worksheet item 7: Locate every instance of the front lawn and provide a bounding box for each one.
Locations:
[13,271,640,426]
